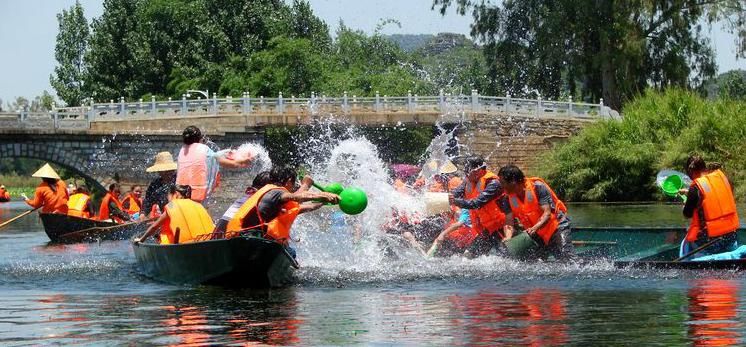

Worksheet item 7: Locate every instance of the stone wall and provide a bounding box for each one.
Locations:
[458,114,592,173]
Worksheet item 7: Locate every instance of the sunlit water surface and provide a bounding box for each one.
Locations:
[1,201,746,346]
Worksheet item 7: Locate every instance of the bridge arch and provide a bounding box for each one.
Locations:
[0,142,107,191]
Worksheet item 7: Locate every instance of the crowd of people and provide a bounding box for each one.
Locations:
[384,156,575,261]
[15,123,739,262]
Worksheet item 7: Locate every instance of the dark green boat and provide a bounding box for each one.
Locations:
[571,226,746,269]
[133,235,298,288]
[41,213,150,243]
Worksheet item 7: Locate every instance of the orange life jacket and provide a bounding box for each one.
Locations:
[177,143,210,202]
[159,199,214,244]
[98,192,125,223]
[226,184,300,245]
[393,179,410,194]
[445,224,479,249]
[686,170,740,242]
[26,180,69,214]
[464,171,506,235]
[0,190,9,202]
[123,193,142,214]
[508,177,567,245]
[149,204,162,219]
[67,193,91,218]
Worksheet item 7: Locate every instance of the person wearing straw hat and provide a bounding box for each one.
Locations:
[0,185,10,202]
[141,152,178,220]
[429,160,463,193]
[23,163,69,214]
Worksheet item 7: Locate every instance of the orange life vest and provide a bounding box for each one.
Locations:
[0,190,9,202]
[686,170,740,242]
[67,193,91,218]
[159,199,214,244]
[98,192,125,223]
[177,143,210,202]
[123,193,142,214]
[393,179,410,194]
[226,184,300,245]
[149,204,162,219]
[26,180,69,214]
[464,171,506,235]
[508,177,567,245]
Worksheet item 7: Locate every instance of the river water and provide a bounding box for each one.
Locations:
[1,201,745,346]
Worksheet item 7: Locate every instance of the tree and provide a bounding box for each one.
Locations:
[433,0,746,110]
[85,0,145,101]
[720,70,746,100]
[50,0,89,106]
[247,37,326,96]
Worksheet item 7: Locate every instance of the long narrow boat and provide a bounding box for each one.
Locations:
[571,226,746,270]
[132,235,297,288]
[40,213,149,243]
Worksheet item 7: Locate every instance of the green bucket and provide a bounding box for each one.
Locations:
[338,187,368,215]
[661,174,683,197]
[505,232,539,258]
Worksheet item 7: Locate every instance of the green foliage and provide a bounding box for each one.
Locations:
[433,0,745,110]
[719,70,746,100]
[246,37,326,97]
[537,89,746,201]
[50,0,89,106]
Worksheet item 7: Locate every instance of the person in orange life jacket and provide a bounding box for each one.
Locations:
[449,156,513,257]
[213,171,271,234]
[98,183,130,223]
[177,126,253,204]
[135,184,213,244]
[227,166,339,258]
[141,152,177,220]
[0,185,10,202]
[679,155,739,256]
[498,165,575,261]
[121,185,143,217]
[67,185,96,218]
[23,163,69,214]
[427,207,477,257]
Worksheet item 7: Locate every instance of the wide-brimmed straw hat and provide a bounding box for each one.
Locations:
[439,161,458,174]
[146,152,178,172]
[32,163,61,180]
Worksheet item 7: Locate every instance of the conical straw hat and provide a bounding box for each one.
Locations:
[146,152,178,172]
[439,161,458,174]
[32,163,61,180]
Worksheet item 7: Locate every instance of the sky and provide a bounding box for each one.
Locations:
[0,0,743,104]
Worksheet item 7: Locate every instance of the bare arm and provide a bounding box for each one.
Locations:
[298,202,325,214]
[280,191,339,204]
[135,212,168,243]
[502,212,515,239]
[217,155,253,169]
[526,204,552,234]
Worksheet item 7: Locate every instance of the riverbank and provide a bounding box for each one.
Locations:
[539,89,746,202]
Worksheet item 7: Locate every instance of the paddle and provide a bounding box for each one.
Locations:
[0,207,40,231]
[59,220,149,242]
[675,237,723,262]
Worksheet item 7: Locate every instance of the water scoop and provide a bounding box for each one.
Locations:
[309,179,368,215]
[504,231,540,258]
[424,192,451,216]
[657,170,689,203]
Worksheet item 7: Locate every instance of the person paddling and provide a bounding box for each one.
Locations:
[498,165,575,261]
[679,154,740,257]
[142,152,177,220]
[22,163,69,214]
[0,185,10,202]
[67,185,95,219]
[225,166,339,258]
[98,183,130,223]
[176,126,253,205]
[135,185,214,244]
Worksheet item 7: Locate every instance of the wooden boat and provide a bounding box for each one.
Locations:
[40,213,149,243]
[132,235,297,288]
[615,258,746,270]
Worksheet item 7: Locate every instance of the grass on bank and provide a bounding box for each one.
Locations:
[537,89,746,202]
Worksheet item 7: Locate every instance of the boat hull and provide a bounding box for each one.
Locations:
[615,258,746,270]
[40,213,148,243]
[133,236,296,288]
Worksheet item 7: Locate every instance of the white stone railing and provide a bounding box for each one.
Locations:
[1,90,619,129]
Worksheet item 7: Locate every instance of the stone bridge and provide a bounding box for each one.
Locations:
[0,91,607,201]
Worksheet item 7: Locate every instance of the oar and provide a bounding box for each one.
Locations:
[572,240,618,246]
[674,237,723,262]
[59,220,149,242]
[0,207,40,231]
